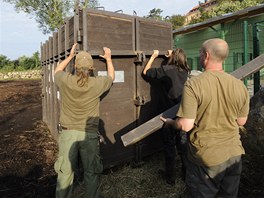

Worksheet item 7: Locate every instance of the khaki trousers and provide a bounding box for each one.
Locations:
[54,130,103,198]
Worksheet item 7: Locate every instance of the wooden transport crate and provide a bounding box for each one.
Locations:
[41,8,172,168]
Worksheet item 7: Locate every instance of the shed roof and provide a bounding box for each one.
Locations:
[173,4,264,35]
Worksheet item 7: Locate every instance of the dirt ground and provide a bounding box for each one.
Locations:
[0,80,263,198]
[0,80,57,198]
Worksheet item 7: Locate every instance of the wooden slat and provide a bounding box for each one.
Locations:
[230,53,264,79]
[121,104,179,147]
[121,53,264,147]
[89,50,170,56]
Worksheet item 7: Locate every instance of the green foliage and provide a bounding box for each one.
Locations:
[81,0,99,8]
[0,55,15,71]
[189,0,263,25]
[145,8,164,20]
[3,0,100,34]
[166,15,186,29]
[0,52,40,72]
[18,56,35,70]
[145,9,186,30]
[0,55,12,69]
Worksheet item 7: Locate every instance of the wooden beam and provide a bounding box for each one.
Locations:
[121,104,179,147]
[121,53,264,147]
[230,53,264,80]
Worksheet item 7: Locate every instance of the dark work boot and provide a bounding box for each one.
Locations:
[158,169,176,186]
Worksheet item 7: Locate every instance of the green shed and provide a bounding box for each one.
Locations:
[173,4,264,93]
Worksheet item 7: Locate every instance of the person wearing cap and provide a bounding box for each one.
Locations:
[54,43,115,198]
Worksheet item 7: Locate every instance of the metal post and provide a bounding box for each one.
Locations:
[221,23,226,71]
[243,21,248,86]
[253,23,260,94]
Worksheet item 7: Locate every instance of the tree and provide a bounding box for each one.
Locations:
[166,15,185,30]
[4,0,100,34]
[0,52,41,71]
[145,8,163,20]
[18,56,35,70]
[80,0,99,8]
[0,55,13,69]
[209,0,263,18]
[189,0,264,24]
[32,52,41,69]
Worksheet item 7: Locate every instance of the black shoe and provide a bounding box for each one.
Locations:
[158,169,175,186]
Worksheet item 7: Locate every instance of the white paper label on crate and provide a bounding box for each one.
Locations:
[97,70,124,83]
[57,91,60,100]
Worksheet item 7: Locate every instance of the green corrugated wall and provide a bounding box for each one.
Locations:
[174,14,264,73]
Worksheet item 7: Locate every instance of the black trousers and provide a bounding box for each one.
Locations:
[185,155,242,198]
[162,127,187,181]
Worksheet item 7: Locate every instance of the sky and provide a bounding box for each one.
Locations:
[0,0,199,60]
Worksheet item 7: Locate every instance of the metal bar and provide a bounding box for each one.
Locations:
[243,20,249,86]
[221,23,226,71]
[253,23,260,94]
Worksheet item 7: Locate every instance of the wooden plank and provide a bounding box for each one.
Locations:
[89,50,171,56]
[86,13,134,51]
[121,53,264,147]
[138,19,172,51]
[65,20,70,54]
[230,53,264,80]
[53,32,58,58]
[49,37,53,61]
[121,104,179,147]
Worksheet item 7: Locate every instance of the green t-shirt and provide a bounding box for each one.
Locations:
[54,71,113,132]
[177,71,250,166]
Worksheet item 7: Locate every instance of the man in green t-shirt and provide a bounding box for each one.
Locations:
[54,43,115,198]
[161,38,249,197]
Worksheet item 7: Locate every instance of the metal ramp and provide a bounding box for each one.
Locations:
[121,53,264,147]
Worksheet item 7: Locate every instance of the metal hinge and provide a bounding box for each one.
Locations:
[134,96,145,106]
[134,51,146,64]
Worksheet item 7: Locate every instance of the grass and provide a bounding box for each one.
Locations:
[73,152,186,198]
[70,136,264,198]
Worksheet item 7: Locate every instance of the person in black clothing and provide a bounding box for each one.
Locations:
[142,49,190,185]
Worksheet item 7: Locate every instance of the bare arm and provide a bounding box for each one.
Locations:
[237,117,248,126]
[142,50,159,75]
[160,116,195,132]
[100,47,115,81]
[165,50,173,58]
[54,43,77,74]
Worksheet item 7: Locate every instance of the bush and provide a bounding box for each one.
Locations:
[0,52,40,72]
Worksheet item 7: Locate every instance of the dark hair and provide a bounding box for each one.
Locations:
[76,67,94,87]
[167,48,191,73]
